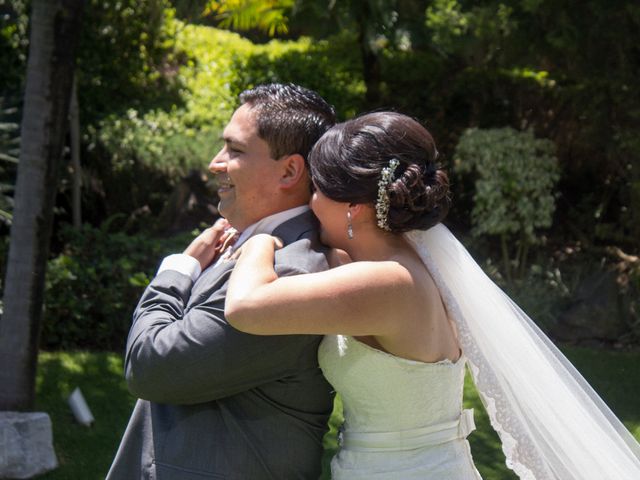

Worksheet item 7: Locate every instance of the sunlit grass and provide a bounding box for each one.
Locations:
[35,347,640,479]
[35,352,135,480]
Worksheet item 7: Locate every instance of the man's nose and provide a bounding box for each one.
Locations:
[209,152,227,174]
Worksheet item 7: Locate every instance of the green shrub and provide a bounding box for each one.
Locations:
[92,25,365,180]
[454,127,560,281]
[77,0,182,124]
[42,224,192,350]
[0,95,19,224]
[88,24,252,177]
[0,0,28,94]
[233,31,365,120]
[80,23,364,228]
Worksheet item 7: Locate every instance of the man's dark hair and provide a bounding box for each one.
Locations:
[239,83,336,163]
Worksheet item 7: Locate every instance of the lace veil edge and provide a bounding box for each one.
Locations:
[404,224,640,480]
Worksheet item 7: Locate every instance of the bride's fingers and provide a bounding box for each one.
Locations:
[229,245,243,261]
[218,228,239,252]
[184,221,234,268]
[212,217,230,232]
[231,235,282,261]
[200,219,232,249]
[272,236,284,250]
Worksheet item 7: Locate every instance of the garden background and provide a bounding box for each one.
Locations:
[0,1,638,478]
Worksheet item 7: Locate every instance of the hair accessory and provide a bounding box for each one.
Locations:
[347,210,354,239]
[375,158,400,231]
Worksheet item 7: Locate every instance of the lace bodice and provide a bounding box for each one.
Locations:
[318,335,467,433]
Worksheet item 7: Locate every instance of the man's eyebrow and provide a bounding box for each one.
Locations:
[221,135,247,148]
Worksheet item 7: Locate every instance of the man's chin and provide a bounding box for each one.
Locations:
[217,202,232,223]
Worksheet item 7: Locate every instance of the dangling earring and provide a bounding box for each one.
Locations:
[346,210,354,240]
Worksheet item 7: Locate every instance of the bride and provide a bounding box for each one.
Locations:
[223,111,640,479]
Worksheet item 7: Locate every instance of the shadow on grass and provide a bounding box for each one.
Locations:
[35,352,135,480]
[561,346,640,436]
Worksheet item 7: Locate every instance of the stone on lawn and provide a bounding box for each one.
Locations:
[0,412,57,479]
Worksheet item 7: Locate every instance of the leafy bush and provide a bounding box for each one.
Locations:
[232,31,365,120]
[454,127,560,281]
[0,95,19,224]
[42,224,192,350]
[0,0,28,94]
[77,0,182,124]
[92,25,365,181]
[88,24,250,178]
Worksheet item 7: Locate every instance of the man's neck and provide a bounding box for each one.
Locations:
[234,205,310,249]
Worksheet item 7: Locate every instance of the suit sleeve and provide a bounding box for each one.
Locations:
[124,263,316,405]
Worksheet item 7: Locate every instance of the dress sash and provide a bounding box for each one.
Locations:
[341,409,476,452]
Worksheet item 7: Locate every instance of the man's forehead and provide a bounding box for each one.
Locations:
[223,104,258,141]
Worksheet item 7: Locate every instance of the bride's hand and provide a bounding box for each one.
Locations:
[183,217,238,270]
[232,234,283,260]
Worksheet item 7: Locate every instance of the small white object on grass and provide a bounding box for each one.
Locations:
[67,387,94,426]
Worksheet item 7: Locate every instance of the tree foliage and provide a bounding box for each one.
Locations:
[77,0,181,125]
[0,96,19,224]
[0,0,636,350]
[43,225,188,350]
[422,0,640,248]
[0,0,29,94]
[455,127,560,280]
[203,0,295,36]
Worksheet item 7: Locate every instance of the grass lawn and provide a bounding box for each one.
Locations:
[35,347,640,479]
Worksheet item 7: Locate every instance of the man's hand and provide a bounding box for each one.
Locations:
[184,218,238,271]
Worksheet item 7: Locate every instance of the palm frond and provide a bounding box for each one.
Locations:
[203,0,293,36]
[0,208,13,225]
[0,153,18,164]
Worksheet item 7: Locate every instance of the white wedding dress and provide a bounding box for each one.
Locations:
[315,224,640,479]
[310,224,640,478]
[318,334,483,479]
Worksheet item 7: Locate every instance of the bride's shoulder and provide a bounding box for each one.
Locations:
[327,248,352,268]
[333,259,417,292]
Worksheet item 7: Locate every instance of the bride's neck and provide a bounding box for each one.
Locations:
[344,228,407,262]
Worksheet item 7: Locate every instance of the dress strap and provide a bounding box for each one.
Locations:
[341,409,475,452]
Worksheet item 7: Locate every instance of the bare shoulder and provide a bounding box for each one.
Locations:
[327,248,352,268]
[334,260,417,292]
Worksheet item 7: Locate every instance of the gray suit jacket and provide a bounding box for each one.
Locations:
[106,211,334,480]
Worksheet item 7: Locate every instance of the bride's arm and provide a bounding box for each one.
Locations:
[225,234,411,336]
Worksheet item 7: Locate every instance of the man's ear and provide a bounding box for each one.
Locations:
[279,154,307,189]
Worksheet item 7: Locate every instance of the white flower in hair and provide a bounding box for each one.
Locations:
[375,158,400,231]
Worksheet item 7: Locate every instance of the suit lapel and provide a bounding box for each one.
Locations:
[189,210,319,301]
[190,257,235,299]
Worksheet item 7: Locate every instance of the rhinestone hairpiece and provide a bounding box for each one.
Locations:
[375,158,400,231]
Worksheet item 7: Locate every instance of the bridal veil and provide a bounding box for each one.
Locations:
[404,224,640,479]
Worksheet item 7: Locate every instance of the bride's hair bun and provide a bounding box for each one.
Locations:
[387,160,450,232]
[309,111,450,232]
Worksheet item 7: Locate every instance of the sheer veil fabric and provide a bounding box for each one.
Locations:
[404,224,640,480]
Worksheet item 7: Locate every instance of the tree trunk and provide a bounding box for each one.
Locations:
[70,75,82,228]
[354,1,382,106]
[0,0,83,411]
[360,39,382,106]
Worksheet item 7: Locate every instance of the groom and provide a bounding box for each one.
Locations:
[107,84,337,479]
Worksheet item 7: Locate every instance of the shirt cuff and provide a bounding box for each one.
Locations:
[157,254,202,283]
